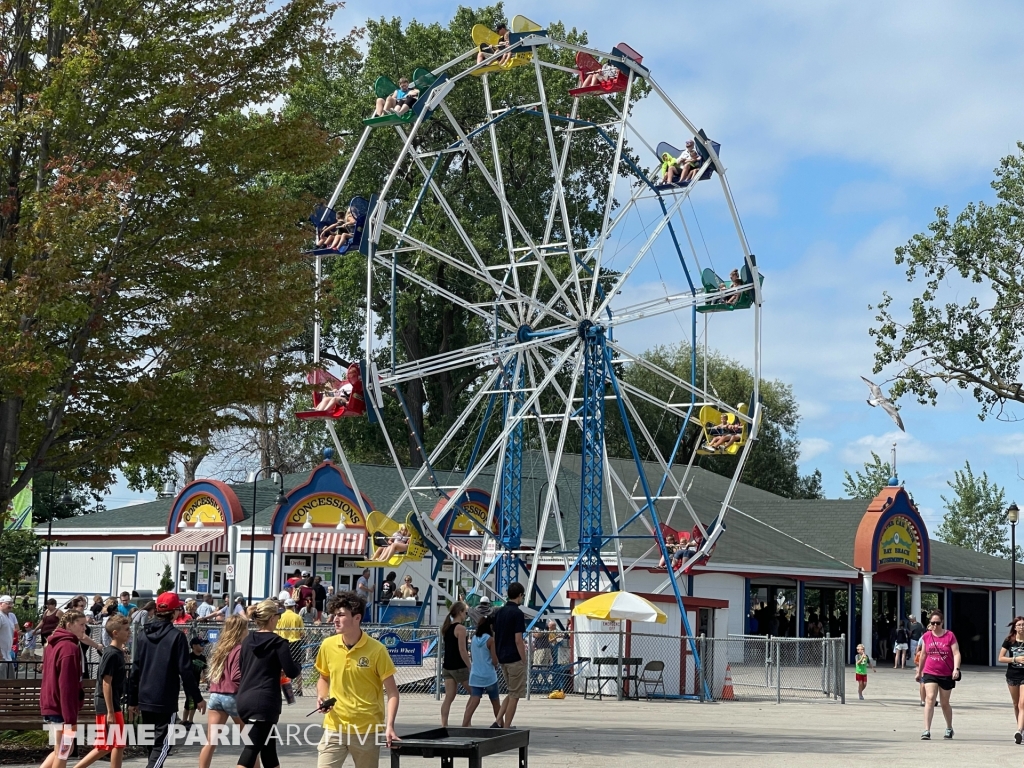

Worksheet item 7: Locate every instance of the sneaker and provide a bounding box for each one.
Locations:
[1015,730,1022,744]
[921,731,930,740]
[920,701,925,707]
[858,693,864,700]
[489,722,501,729]
[943,728,953,739]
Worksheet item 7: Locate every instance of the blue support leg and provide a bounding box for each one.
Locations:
[497,356,524,595]
[578,324,606,592]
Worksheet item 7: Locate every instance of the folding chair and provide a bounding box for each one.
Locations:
[638,660,666,700]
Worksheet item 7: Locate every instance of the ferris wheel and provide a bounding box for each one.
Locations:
[306,19,763,636]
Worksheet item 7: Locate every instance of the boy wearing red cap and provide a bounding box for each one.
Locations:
[128,593,204,768]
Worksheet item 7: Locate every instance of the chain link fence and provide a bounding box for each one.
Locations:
[163,619,444,697]
[515,630,844,704]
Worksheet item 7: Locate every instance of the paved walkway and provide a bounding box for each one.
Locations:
[21,666,1024,767]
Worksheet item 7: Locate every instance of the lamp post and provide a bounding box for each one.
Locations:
[247,468,287,606]
[1009,502,1020,618]
[42,476,73,607]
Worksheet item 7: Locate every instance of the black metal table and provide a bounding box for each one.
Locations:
[391,727,528,768]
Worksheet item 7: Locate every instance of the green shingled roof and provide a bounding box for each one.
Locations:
[50,456,1016,583]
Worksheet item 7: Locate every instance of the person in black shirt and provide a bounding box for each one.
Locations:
[235,599,300,768]
[998,616,1024,742]
[492,582,526,728]
[182,637,208,728]
[380,572,398,604]
[75,614,130,768]
[128,592,204,768]
[312,576,328,620]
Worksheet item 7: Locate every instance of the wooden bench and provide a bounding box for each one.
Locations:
[0,678,96,731]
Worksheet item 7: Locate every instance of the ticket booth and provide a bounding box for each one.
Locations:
[212,554,231,597]
[178,554,198,593]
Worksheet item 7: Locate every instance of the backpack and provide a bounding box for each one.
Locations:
[896,628,908,644]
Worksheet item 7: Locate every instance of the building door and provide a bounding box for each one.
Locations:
[179,554,198,593]
[951,591,989,665]
[212,554,230,597]
[114,556,135,596]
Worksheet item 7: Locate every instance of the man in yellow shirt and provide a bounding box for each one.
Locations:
[316,591,399,768]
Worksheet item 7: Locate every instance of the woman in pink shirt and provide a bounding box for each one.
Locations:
[200,615,249,768]
[914,609,961,740]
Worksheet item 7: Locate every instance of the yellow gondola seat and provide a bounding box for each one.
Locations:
[696,402,749,456]
[471,15,546,76]
[355,511,429,567]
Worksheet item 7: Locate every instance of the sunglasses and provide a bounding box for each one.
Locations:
[928,620,941,625]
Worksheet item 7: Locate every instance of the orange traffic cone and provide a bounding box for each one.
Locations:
[721,663,736,700]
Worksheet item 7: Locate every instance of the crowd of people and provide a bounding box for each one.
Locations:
[34,588,400,768]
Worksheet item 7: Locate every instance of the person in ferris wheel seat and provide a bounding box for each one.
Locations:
[374,77,420,117]
[721,269,745,305]
[371,525,411,562]
[707,416,743,452]
[476,22,511,66]
[580,61,618,88]
[316,206,356,251]
[313,363,361,413]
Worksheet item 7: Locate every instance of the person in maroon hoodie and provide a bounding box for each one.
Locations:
[39,610,89,768]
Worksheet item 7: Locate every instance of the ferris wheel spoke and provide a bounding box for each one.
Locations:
[610,377,704,530]
[371,250,518,332]
[424,340,581,529]
[531,55,587,311]
[586,72,635,316]
[606,340,732,415]
[522,346,584,601]
[437,102,583,319]
[377,222,574,327]
[480,75,519,290]
[393,126,525,325]
[594,191,695,319]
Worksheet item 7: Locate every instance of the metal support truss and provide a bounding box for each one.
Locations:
[496,355,524,594]
[578,324,607,591]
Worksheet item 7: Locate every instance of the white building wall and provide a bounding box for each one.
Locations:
[691,572,745,637]
[995,589,1024,645]
[136,552,174,592]
[40,549,113,597]
[235,551,270,600]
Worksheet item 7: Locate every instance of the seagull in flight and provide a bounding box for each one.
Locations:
[860,376,905,432]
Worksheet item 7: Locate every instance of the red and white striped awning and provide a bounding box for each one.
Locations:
[281,531,367,555]
[449,537,482,561]
[153,528,226,552]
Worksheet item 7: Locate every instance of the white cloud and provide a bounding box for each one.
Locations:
[841,430,935,465]
[801,437,832,462]
[993,433,1024,457]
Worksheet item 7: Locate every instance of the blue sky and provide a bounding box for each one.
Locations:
[108,1,1024,537]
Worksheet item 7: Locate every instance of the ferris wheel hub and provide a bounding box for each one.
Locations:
[576,319,604,341]
[515,324,534,344]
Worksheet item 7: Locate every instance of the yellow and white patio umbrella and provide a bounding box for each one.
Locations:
[572,591,668,624]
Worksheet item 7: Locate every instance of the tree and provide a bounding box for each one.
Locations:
[158,564,173,595]
[283,5,648,468]
[842,452,893,498]
[607,343,824,499]
[936,461,1010,556]
[0,0,344,517]
[871,145,1024,421]
[0,529,44,592]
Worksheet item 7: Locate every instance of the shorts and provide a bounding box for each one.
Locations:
[443,666,469,684]
[43,714,64,725]
[500,660,526,699]
[921,674,955,690]
[470,682,500,701]
[208,692,240,718]
[94,712,126,751]
[400,95,418,109]
[1008,672,1024,688]
[855,673,867,683]
[894,643,908,651]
